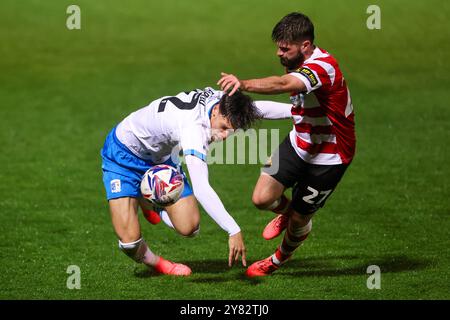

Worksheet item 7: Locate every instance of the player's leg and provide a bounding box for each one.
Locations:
[139,157,200,237]
[252,136,300,240]
[101,129,191,276]
[245,209,313,277]
[270,163,348,267]
[246,163,349,277]
[252,174,293,240]
[163,195,201,237]
[271,210,314,265]
[139,197,161,225]
[138,197,178,228]
[109,197,158,266]
[252,135,295,211]
[139,199,200,234]
[144,195,201,237]
[252,174,287,211]
[109,197,191,276]
[139,171,200,237]
[109,197,141,243]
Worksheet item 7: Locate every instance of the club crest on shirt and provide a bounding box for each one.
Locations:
[111,179,121,193]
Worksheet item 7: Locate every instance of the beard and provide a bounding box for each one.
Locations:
[280,53,304,70]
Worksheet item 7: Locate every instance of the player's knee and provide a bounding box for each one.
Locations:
[119,230,141,244]
[177,224,200,237]
[252,192,273,210]
[183,225,200,238]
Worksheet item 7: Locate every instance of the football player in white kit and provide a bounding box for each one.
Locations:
[101,87,263,276]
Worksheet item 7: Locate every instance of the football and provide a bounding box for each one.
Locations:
[140,164,184,207]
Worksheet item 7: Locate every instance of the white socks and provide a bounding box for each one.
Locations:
[118,238,159,266]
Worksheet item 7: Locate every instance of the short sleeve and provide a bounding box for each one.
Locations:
[288,66,322,94]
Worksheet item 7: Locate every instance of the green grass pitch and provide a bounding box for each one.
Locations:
[0,0,449,299]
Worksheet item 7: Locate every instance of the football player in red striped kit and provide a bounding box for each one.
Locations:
[218,12,356,277]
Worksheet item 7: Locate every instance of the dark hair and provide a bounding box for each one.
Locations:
[272,12,314,44]
[219,91,261,130]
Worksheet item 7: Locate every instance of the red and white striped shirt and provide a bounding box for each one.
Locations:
[287,47,355,165]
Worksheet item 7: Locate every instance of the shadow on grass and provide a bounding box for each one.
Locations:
[132,259,232,279]
[133,268,161,278]
[132,254,432,280]
[132,259,263,285]
[186,272,264,285]
[280,254,433,277]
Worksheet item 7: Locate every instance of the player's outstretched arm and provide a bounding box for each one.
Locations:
[185,155,247,267]
[254,100,293,119]
[218,72,306,95]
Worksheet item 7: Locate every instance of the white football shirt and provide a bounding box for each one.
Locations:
[115,87,223,163]
[114,87,243,236]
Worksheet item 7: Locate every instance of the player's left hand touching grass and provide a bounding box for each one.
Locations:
[228,232,247,267]
[218,72,242,96]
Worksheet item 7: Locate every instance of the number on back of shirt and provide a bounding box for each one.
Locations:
[158,92,200,113]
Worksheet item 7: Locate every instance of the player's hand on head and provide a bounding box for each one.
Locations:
[228,232,247,267]
[218,72,241,96]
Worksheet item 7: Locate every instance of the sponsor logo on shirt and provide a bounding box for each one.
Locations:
[297,67,318,87]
